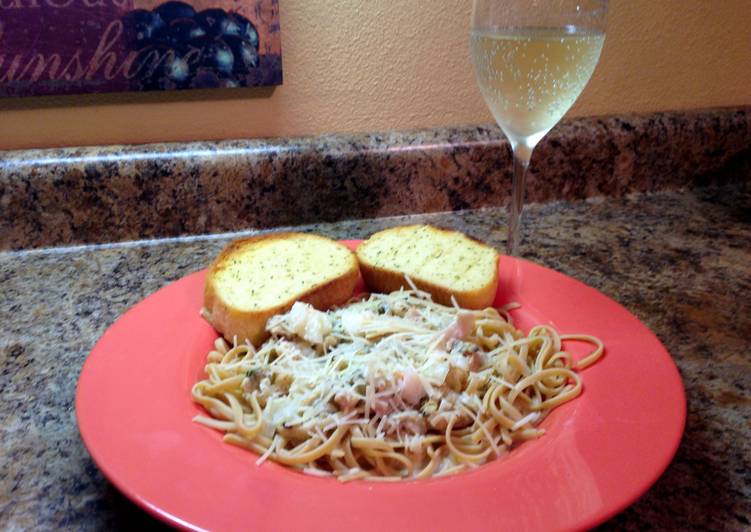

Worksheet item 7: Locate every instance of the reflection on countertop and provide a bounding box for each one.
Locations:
[0,183,749,530]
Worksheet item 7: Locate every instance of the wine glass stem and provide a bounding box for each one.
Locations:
[506,147,531,256]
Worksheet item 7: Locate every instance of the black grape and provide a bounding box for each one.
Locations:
[199,39,234,75]
[195,9,259,50]
[163,19,207,51]
[154,1,196,25]
[137,47,191,90]
[162,54,191,87]
[195,9,232,38]
[223,35,258,73]
[228,13,259,50]
[190,69,239,89]
[122,9,165,49]
[217,75,240,89]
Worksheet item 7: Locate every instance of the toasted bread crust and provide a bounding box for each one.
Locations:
[356,225,499,309]
[203,232,359,345]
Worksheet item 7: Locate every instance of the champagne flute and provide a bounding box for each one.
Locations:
[470,0,607,255]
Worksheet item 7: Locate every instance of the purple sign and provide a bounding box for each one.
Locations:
[0,0,282,97]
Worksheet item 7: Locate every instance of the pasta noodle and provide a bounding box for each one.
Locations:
[192,287,604,481]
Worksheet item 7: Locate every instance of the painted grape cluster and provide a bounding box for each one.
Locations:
[122,1,260,89]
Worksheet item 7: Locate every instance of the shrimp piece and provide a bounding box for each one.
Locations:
[400,369,426,405]
[436,312,476,350]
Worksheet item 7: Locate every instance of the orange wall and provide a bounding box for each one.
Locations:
[0,0,749,150]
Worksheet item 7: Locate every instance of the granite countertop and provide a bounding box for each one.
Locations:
[2,108,749,251]
[1,183,749,530]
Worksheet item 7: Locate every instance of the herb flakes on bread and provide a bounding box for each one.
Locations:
[355,224,499,309]
[202,232,359,346]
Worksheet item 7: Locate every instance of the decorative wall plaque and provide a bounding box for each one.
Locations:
[0,0,282,97]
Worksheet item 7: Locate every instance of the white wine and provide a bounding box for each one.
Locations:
[470,27,604,143]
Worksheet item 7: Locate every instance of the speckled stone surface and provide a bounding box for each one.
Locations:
[1,107,749,251]
[1,183,749,531]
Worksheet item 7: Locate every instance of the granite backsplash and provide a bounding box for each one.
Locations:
[1,107,750,251]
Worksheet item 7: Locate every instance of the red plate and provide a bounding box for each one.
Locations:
[76,241,685,532]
